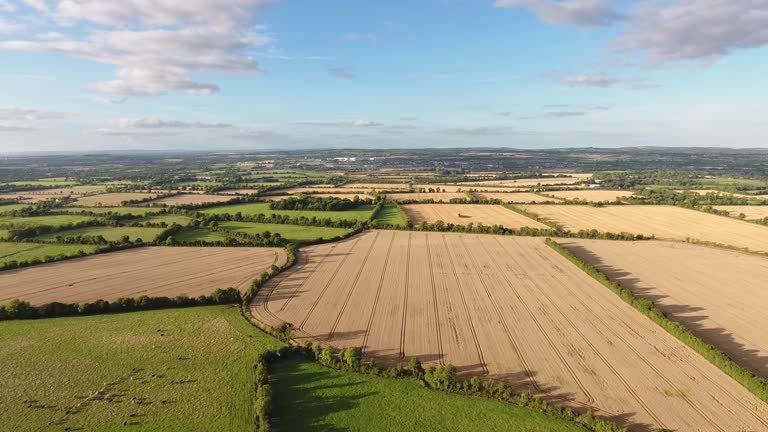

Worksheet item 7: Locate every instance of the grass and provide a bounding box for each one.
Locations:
[0,306,284,432]
[218,222,350,242]
[37,226,164,242]
[1,180,78,186]
[199,203,376,222]
[174,227,230,243]
[0,242,98,266]
[0,204,32,214]
[271,359,587,432]
[372,203,409,227]
[56,207,162,216]
[0,214,94,228]
[135,215,192,226]
[0,229,7,240]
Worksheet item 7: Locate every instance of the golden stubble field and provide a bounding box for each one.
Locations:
[72,192,164,206]
[0,247,286,305]
[520,204,768,252]
[713,205,768,220]
[541,190,635,202]
[144,194,236,206]
[473,192,560,203]
[401,204,548,228]
[561,239,768,378]
[386,193,468,202]
[251,231,768,431]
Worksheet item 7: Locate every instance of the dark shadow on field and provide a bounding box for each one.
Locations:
[270,359,376,432]
[560,240,768,379]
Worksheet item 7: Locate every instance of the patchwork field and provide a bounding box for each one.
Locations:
[36,226,165,242]
[713,205,768,220]
[560,239,768,377]
[199,202,376,222]
[0,242,98,267]
[386,192,467,202]
[73,193,163,206]
[218,222,350,242]
[541,190,635,202]
[144,194,235,206]
[520,205,768,252]
[0,246,286,305]
[251,231,768,431]
[401,204,548,228]
[473,192,560,203]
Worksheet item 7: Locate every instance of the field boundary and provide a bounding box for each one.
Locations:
[545,238,768,404]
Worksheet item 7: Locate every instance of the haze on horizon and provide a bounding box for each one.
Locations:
[0,0,767,152]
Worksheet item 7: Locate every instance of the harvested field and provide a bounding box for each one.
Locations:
[342,183,410,190]
[280,187,372,195]
[462,177,588,187]
[14,187,105,196]
[386,192,467,202]
[414,184,535,193]
[72,192,163,206]
[0,194,56,203]
[678,190,768,200]
[219,188,261,195]
[542,190,635,202]
[473,192,560,203]
[401,204,548,228]
[713,205,768,220]
[252,231,768,431]
[561,239,768,377]
[520,205,768,252]
[144,194,235,206]
[0,246,286,305]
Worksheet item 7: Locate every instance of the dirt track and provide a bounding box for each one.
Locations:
[520,204,768,252]
[251,231,768,431]
[561,239,768,377]
[0,247,286,305]
[401,204,548,228]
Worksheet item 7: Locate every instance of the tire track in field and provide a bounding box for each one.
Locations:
[259,250,312,326]
[361,233,396,353]
[425,233,445,366]
[440,234,488,375]
[298,237,364,329]
[327,231,382,339]
[481,236,593,404]
[273,244,337,313]
[399,233,411,358]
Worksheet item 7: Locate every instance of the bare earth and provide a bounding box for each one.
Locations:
[0,246,286,305]
[72,192,163,206]
[542,190,635,202]
[474,192,561,203]
[144,194,235,206]
[251,231,768,431]
[386,193,467,202]
[561,239,768,377]
[713,205,768,220]
[401,204,548,228]
[520,204,768,252]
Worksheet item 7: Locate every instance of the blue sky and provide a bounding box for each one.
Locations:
[0,0,767,152]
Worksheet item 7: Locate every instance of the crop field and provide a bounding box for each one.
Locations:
[519,205,768,252]
[251,231,768,431]
[281,187,375,195]
[56,206,161,216]
[36,226,165,242]
[144,194,235,206]
[0,246,286,305]
[14,187,106,196]
[0,306,283,432]
[218,221,350,242]
[174,227,230,243]
[463,177,588,187]
[713,205,768,220]
[135,215,192,226]
[560,239,768,377]
[0,242,98,267]
[371,203,408,227]
[0,229,8,239]
[386,192,468,202]
[401,204,548,228]
[199,202,376,222]
[219,188,261,195]
[541,190,635,202]
[272,359,587,432]
[0,214,94,228]
[678,190,768,200]
[0,194,58,203]
[413,184,537,193]
[341,183,410,190]
[0,204,32,214]
[473,192,560,203]
[72,193,163,206]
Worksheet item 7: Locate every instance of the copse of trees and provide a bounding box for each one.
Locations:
[268,195,372,211]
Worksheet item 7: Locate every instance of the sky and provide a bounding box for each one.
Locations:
[0,0,767,152]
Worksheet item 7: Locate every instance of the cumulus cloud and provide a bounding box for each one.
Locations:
[562,72,619,87]
[0,0,272,95]
[0,17,22,33]
[329,67,355,79]
[83,128,178,137]
[0,106,70,131]
[494,0,620,27]
[117,118,233,129]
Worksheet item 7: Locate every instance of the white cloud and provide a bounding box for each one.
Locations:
[562,72,619,87]
[495,0,619,27]
[117,118,232,129]
[0,106,70,131]
[351,119,380,127]
[0,17,23,33]
[0,0,273,95]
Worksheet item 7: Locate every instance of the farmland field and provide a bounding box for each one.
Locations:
[72,193,163,206]
[0,306,283,432]
[174,227,230,243]
[0,194,55,203]
[0,242,98,267]
[561,239,768,377]
[713,205,768,220]
[218,221,350,242]
[144,194,235,206]
[0,246,286,305]
[386,192,467,202]
[281,187,375,195]
[371,203,408,227]
[473,192,560,203]
[272,359,587,432]
[0,204,32,214]
[36,226,165,242]
[0,214,94,228]
[56,206,161,216]
[541,190,635,202]
[341,183,410,190]
[401,204,548,228]
[219,188,261,195]
[520,204,768,252]
[251,231,768,431]
[135,215,192,226]
[461,177,588,187]
[199,202,376,222]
